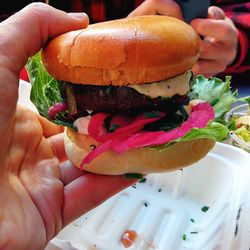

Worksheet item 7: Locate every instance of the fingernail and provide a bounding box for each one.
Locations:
[68,12,88,20]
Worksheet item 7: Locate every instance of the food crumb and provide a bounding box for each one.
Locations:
[120,230,137,248]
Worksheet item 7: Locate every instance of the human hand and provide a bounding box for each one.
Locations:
[191,6,238,77]
[128,0,183,19]
[0,3,136,250]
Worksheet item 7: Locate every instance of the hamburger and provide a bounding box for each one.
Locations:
[27,15,231,175]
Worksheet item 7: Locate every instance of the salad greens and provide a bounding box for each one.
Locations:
[26,53,245,146]
[190,75,238,120]
[26,53,72,127]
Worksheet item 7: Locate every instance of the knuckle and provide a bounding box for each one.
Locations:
[221,23,233,37]
[149,0,159,5]
[23,2,50,16]
[25,2,47,11]
[222,19,238,39]
[227,49,237,63]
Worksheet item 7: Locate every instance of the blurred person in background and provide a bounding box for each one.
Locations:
[1,1,250,83]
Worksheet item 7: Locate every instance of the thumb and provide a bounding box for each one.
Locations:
[0,3,89,73]
[0,3,88,142]
[207,6,226,20]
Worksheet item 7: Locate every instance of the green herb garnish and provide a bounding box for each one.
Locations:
[182,234,187,240]
[178,105,188,121]
[124,173,144,179]
[190,231,198,234]
[105,86,113,94]
[201,206,210,212]
[109,124,120,132]
[210,97,219,106]
[158,188,162,192]
[139,178,147,183]
[144,111,161,118]
[190,218,195,223]
[227,119,237,130]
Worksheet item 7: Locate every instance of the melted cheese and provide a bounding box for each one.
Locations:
[128,71,192,98]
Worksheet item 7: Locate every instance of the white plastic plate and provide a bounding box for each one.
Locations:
[18,80,250,250]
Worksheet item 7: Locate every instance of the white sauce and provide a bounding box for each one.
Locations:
[128,71,192,98]
[73,116,91,134]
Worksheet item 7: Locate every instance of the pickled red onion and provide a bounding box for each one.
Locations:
[97,112,166,142]
[113,102,214,152]
[48,102,67,119]
[81,102,214,167]
[87,113,109,141]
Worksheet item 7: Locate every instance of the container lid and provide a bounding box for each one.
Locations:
[49,143,250,250]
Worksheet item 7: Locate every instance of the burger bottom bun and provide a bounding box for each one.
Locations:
[64,128,215,175]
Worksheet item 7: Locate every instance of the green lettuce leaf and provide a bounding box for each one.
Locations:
[26,53,73,127]
[181,121,229,142]
[190,75,238,120]
[154,121,229,151]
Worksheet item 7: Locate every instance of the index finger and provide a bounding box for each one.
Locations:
[128,0,183,20]
[191,18,235,42]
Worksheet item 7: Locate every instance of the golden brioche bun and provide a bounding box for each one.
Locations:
[42,15,200,86]
[64,128,215,175]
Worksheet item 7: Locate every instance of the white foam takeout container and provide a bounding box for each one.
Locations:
[18,80,250,250]
[224,104,250,153]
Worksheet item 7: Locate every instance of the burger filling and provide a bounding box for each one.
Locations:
[62,71,191,115]
[27,53,238,169]
[60,72,192,135]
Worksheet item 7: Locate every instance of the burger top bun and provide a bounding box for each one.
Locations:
[42,15,200,86]
[64,128,215,175]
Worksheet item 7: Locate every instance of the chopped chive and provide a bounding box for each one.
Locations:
[144,111,161,118]
[178,105,188,121]
[210,98,219,106]
[124,173,144,179]
[190,232,198,234]
[182,234,187,240]
[144,202,148,207]
[132,185,137,189]
[190,218,195,223]
[158,188,162,192]
[105,86,113,94]
[109,124,120,132]
[201,206,210,212]
[139,178,147,183]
